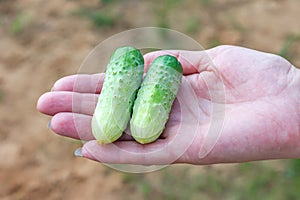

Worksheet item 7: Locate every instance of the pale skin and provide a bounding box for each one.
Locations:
[37,45,300,165]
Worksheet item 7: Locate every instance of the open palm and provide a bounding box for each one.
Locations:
[37,45,300,165]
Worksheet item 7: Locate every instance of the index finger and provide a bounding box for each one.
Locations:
[51,49,213,93]
[144,50,212,75]
[52,73,104,94]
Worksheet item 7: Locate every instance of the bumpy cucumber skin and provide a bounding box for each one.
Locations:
[130,55,183,144]
[92,46,144,144]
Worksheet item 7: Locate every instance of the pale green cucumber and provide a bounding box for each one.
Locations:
[92,46,144,145]
[130,55,183,144]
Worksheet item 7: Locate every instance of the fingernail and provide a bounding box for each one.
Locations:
[47,120,51,129]
[74,147,83,157]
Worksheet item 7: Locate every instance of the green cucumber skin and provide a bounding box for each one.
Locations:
[92,46,144,144]
[130,55,183,144]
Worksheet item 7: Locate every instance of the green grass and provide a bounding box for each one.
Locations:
[10,13,32,35]
[74,8,116,28]
[100,0,117,5]
[201,0,213,7]
[121,160,300,200]
[208,38,221,48]
[73,0,119,28]
[285,159,300,178]
[278,34,300,60]
[0,89,4,103]
[88,12,116,27]
[154,0,182,28]
[185,17,200,34]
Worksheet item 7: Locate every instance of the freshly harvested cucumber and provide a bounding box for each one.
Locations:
[130,55,183,144]
[92,46,144,145]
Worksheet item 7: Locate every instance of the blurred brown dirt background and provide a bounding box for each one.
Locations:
[0,0,299,199]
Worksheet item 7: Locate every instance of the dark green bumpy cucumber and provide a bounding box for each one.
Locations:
[92,46,144,145]
[130,55,183,144]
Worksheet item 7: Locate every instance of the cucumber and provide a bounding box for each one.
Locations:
[130,55,183,144]
[92,46,144,145]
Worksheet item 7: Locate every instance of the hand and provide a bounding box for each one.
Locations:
[37,45,300,165]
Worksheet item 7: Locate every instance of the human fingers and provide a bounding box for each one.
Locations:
[52,73,104,93]
[37,91,98,116]
[50,47,220,93]
[50,112,95,141]
[144,50,213,75]
[49,112,134,141]
[37,75,210,118]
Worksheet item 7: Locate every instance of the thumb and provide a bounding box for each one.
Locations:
[79,140,184,165]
